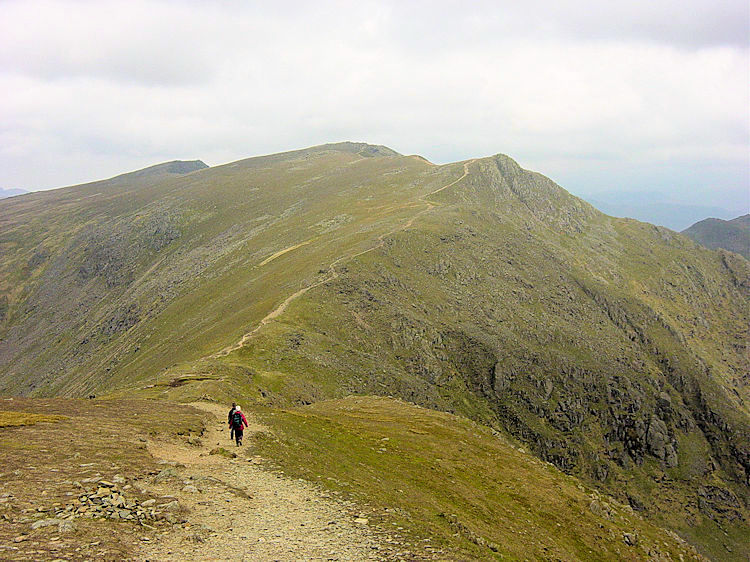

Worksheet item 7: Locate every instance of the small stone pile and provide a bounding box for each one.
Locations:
[35,478,184,530]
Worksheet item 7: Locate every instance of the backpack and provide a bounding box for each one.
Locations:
[232,411,243,429]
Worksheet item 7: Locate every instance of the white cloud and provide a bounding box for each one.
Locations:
[0,0,747,213]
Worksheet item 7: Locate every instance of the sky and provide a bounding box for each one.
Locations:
[1,0,748,215]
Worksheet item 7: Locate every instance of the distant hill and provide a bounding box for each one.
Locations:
[1,142,748,558]
[111,159,208,179]
[583,195,734,231]
[683,214,750,259]
[0,188,27,199]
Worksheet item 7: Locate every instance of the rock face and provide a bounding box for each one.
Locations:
[697,486,743,521]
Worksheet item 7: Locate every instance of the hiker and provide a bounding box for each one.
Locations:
[228,402,237,442]
[229,405,248,446]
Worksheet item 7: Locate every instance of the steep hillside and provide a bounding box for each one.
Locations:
[194,153,748,559]
[0,143,438,395]
[1,143,748,558]
[254,396,706,561]
[0,396,704,561]
[683,214,750,259]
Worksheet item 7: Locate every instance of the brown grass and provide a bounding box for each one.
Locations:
[0,411,68,428]
[0,397,207,561]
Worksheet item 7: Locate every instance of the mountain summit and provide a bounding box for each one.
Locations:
[683,214,750,259]
[0,142,747,557]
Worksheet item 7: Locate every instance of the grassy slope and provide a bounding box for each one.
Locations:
[187,155,747,559]
[0,395,703,561]
[252,395,703,561]
[2,144,748,558]
[0,143,460,395]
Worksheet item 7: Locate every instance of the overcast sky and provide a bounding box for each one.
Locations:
[1,0,748,214]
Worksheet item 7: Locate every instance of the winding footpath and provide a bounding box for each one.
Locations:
[139,403,409,561]
[214,160,474,358]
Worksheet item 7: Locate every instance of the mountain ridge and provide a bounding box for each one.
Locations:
[0,142,748,558]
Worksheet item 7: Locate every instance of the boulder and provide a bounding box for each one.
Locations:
[31,518,62,530]
[646,417,669,460]
[154,468,178,483]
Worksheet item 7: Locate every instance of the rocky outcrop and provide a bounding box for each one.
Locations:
[697,486,744,522]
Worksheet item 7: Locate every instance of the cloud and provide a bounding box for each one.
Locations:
[0,0,747,214]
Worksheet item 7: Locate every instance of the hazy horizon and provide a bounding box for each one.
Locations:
[1,1,748,216]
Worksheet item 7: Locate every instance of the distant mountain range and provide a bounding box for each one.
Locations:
[578,191,740,231]
[0,188,27,199]
[683,214,750,259]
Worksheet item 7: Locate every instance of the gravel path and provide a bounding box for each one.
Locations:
[138,403,401,561]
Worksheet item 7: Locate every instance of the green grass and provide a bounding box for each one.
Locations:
[252,396,703,561]
[1,143,747,558]
[0,411,68,427]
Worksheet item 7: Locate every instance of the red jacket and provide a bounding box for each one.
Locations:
[229,410,248,429]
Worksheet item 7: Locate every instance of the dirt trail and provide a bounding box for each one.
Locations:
[258,238,316,267]
[214,160,474,358]
[139,402,402,561]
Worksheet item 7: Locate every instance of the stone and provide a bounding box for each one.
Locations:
[98,480,115,488]
[697,485,743,521]
[209,447,237,459]
[182,485,200,494]
[160,500,180,511]
[58,520,76,533]
[665,444,679,468]
[589,500,613,520]
[154,468,178,483]
[623,533,639,546]
[646,417,669,460]
[141,499,156,507]
[32,518,62,530]
[354,517,369,525]
[113,475,126,484]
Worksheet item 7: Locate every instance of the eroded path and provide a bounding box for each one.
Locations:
[139,403,402,561]
[214,160,474,357]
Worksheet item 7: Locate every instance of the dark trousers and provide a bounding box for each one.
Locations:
[235,428,244,445]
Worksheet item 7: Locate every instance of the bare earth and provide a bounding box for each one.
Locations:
[138,403,406,561]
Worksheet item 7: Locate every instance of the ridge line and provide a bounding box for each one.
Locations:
[211,160,474,357]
